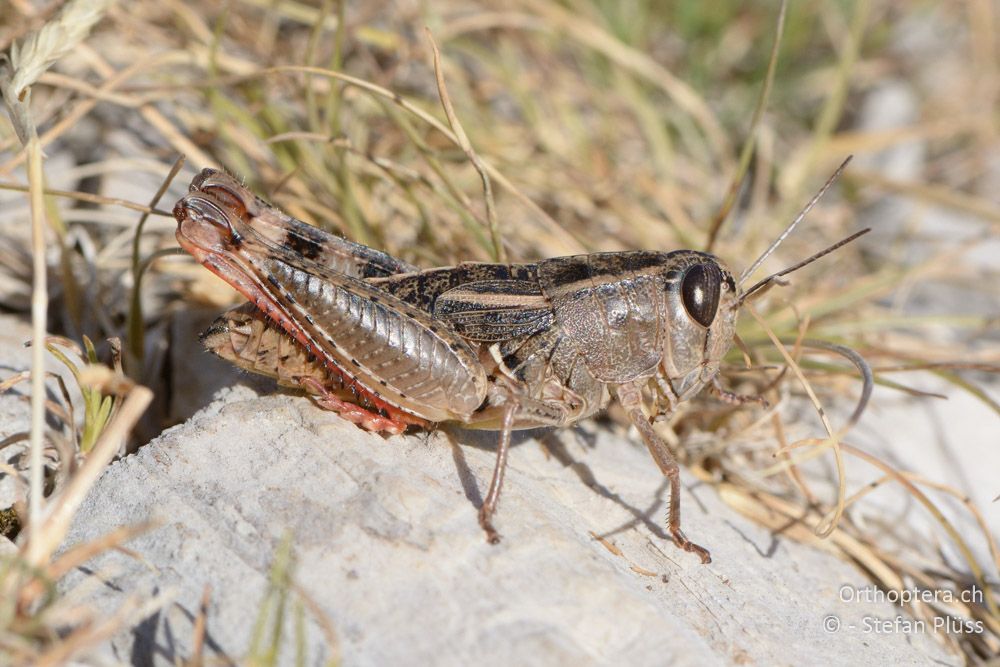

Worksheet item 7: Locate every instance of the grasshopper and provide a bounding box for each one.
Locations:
[175,164,867,563]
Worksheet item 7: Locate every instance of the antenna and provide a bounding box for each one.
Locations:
[739,228,871,305]
[738,156,854,286]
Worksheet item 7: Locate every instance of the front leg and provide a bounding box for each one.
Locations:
[616,382,711,564]
[711,376,770,409]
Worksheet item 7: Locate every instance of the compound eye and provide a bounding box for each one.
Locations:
[175,195,244,245]
[201,184,250,222]
[681,263,722,328]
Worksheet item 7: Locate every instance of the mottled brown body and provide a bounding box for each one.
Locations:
[177,167,839,564]
[367,250,738,432]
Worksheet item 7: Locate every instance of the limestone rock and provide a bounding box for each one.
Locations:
[58,387,958,665]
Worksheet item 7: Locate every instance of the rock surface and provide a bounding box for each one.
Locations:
[55,382,959,665]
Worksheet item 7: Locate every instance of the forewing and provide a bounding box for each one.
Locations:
[194,211,489,422]
[433,280,554,342]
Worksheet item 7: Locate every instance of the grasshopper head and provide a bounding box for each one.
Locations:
[658,252,739,404]
[657,158,869,412]
[173,169,253,262]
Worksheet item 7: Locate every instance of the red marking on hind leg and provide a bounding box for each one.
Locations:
[299,376,412,435]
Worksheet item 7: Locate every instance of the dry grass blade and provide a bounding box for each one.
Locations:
[792,339,873,433]
[0,181,173,215]
[32,590,172,667]
[0,0,118,566]
[835,443,999,619]
[14,522,154,611]
[747,303,847,537]
[188,584,212,667]
[126,155,185,367]
[705,0,788,251]
[525,0,730,161]
[779,0,870,200]
[762,438,1000,633]
[178,64,585,253]
[288,581,342,667]
[22,373,152,569]
[716,481,905,586]
[426,28,505,263]
[23,132,47,544]
[0,1,996,662]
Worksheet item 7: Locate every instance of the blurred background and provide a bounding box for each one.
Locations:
[1,0,997,661]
